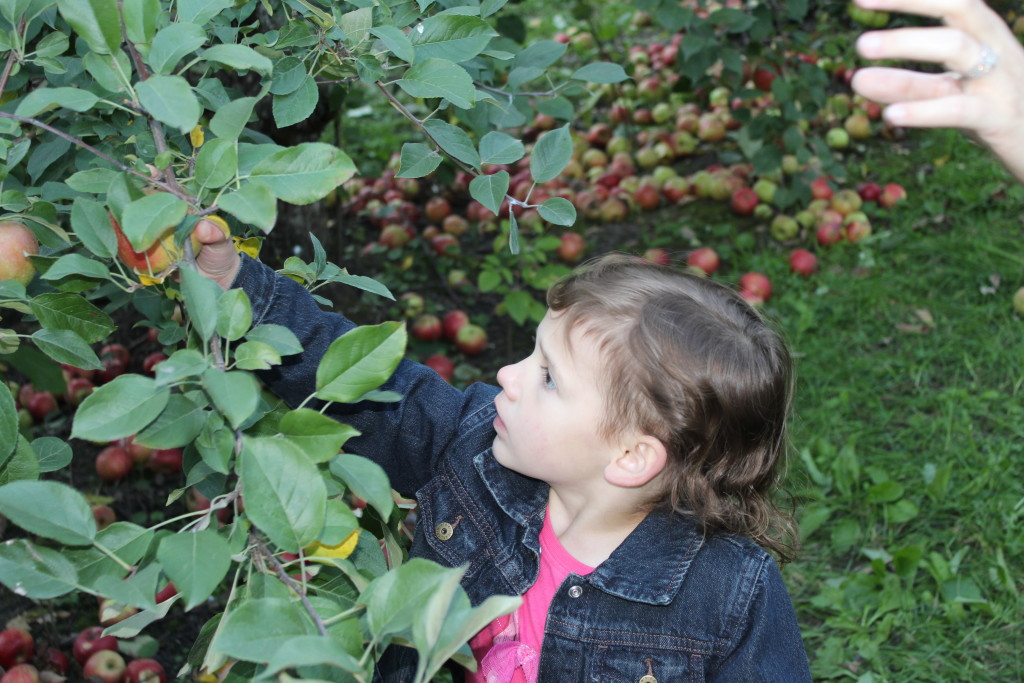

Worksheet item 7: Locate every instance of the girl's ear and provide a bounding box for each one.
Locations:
[604,435,667,488]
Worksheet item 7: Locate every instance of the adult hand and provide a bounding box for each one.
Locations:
[194,218,241,290]
[851,0,1024,182]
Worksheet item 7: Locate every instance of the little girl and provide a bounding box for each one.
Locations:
[195,222,812,682]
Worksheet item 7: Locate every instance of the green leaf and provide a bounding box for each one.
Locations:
[479,132,524,165]
[154,348,207,387]
[93,561,160,609]
[137,75,202,134]
[216,288,252,342]
[0,539,79,599]
[41,253,111,283]
[422,120,480,170]
[30,328,103,370]
[15,87,100,117]
[257,635,363,679]
[530,124,573,184]
[279,409,360,464]
[250,143,357,206]
[66,168,119,195]
[512,40,566,69]
[72,375,170,443]
[396,58,474,109]
[269,56,307,95]
[245,324,303,357]
[321,271,394,300]
[480,0,508,18]
[537,197,576,227]
[202,44,273,76]
[147,24,206,75]
[195,138,238,189]
[329,453,393,520]
[0,480,96,545]
[233,341,281,371]
[468,171,508,216]
[55,0,120,54]
[396,143,443,179]
[203,368,259,429]
[177,0,232,24]
[210,598,314,662]
[210,97,257,141]
[122,0,159,44]
[370,25,414,64]
[240,436,327,552]
[66,522,153,587]
[0,436,38,485]
[82,49,131,92]
[410,15,497,63]
[315,321,406,403]
[272,75,318,129]
[70,197,117,259]
[867,481,905,504]
[361,558,453,639]
[217,180,277,233]
[134,394,206,449]
[570,62,629,83]
[121,192,188,251]
[196,414,233,474]
[0,383,17,463]
[157,528,233,610]
[32,436,73,473]
[181,266,223,343]
[29,292,115,344]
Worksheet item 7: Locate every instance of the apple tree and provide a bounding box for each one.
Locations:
[0,0,627,679]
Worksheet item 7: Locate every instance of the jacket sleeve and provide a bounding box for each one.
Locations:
[233,254,500,496]
[709,556,812,682]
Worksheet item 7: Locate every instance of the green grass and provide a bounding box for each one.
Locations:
[769,130,1024,681]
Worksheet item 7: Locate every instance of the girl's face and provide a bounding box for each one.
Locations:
[492,311,622,491]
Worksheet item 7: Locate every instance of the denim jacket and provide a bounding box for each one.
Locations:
[236,256,812,683]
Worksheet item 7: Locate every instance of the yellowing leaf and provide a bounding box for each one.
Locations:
[306,530,359,560]
[137,272,166,286]
[233,236,261,259]
[190,125,205,149]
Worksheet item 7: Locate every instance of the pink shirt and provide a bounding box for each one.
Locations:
[467,507,594,683]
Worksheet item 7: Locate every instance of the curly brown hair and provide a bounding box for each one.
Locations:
[546,254,798,563]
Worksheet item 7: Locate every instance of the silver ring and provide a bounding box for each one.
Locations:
[958,44,998,80]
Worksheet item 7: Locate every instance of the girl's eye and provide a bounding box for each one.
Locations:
[540,366,555,389]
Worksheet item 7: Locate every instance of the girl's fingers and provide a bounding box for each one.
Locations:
[856,27,986,74]
[851,68,960,104]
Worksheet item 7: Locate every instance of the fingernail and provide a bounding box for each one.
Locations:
[856,34,881,57]
[884,105,906,124]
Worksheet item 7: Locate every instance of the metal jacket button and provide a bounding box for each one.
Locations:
[568,585,583,598]
[434,522,454,541]
[639,676,657,683]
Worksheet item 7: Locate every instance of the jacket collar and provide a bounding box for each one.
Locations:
[474,449,707,606]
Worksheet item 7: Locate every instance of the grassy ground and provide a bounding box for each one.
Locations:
[768,130,1024,681]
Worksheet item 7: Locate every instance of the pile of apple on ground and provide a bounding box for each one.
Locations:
[0,626,166,683]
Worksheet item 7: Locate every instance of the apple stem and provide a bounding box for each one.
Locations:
[252,534,329,637]
[92,540,134,572]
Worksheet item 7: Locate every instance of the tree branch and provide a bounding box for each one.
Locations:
[252,533,329,637]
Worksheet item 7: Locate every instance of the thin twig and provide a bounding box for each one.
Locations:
[252,534,329,637]
[0,20,23,98]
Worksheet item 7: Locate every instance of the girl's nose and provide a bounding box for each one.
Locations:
[496,361,520,400]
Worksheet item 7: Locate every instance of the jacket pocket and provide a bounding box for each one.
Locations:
[593,646,704,683]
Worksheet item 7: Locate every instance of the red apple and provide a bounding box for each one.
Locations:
[810,178,833,200]
[0,664,39,683]
[148,448,183,476]
[115,435,153,465]
[155,580,178,604]
[634,184,660,211]
[26,391,56,421]
[0,220,39,286]
[789,249,818,276]
[124,658,167,683]
[83,649,126,683]
[556,232,586,263]
[878,182,906,208]
[44,648,68,675]
[844,218,872,242]
[857,182,882,203]
[661,176,690,203]
[424,196,452,223]
[442,214,470,236]
[95,356,126,385]
[142,352,167,376]
[100,343,130,367]
[752,67,776,92]
[92,504,117,531]
[0,629,34,669]
[739,272,772,301]
[442,310,469,342]
[72,626,118,666]
[66,376,95,405]
[411,314,443,342]
[424,354,455,383]
[687,247,720,275]
[429,233,459,256]
[816,222,844,246]
[17,383,35,409]
[730,187,759,216]
[455,324,487,356]
[96,445,133,482]
[586,123,612,147]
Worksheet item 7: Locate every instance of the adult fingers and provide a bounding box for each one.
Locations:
[880,94,986,130]
[194,218,231,245]
[851,68,960,104]
[853,0,1003,36]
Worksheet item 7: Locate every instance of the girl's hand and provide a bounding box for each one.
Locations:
[851,0,1024,182]
[194,218,241,290]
